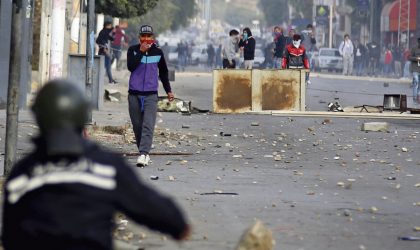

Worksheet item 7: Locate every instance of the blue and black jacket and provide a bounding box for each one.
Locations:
[127,44,172,96]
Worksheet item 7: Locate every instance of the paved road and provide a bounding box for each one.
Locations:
[0,71,419,250]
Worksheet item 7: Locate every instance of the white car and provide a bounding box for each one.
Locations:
[313,48,343,73]
[253,49,265,69]
[191,47,208,65]
[168,46,178,64]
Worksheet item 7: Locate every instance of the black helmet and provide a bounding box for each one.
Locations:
[32,79,90,155]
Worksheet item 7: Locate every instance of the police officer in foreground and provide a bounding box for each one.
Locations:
[2,80,190,250]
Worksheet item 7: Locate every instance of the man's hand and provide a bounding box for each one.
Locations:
[177,224,192,241]
[228,60,233,66]
[140,42,151,53]
[167,92,175,102]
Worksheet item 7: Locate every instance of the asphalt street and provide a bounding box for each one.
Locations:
[0,70,419,250]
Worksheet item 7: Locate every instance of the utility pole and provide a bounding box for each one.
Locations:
[369,0,373,42]
[39,0,52,85]
[329,2,333,48]
[0,0,12,109]
[4,1,24,175]
[417,0,420,39]
[49,0,66,79]
[19,0,34,108]
[85,0,95,123]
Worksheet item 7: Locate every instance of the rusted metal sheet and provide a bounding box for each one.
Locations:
[213,69,306,113]
[213,70,252,113]
[260,70,301,111]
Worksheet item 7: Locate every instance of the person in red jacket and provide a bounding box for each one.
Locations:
[384,46,393,76]
[282,34,309,69]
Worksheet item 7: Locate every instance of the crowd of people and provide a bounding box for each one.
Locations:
[336,34,413,78]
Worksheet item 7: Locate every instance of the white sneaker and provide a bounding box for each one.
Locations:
[136,154,150,167]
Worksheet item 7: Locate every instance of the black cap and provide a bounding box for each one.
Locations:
[293,34,301,41]
[139,25,153,35]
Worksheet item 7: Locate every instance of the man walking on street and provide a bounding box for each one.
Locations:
[96,21,117,84]
[409,37,420,103]
[2,80,190,250]
[222,29,240,69]
[339,34,354,76]
[239,27,256,69]
[127,25,175,167]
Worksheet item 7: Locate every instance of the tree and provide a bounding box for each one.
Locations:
[258,0,289,26]
[170,0,197,30]
[126,0,197,35]
[289,0,313,20]
[95,0,158,18]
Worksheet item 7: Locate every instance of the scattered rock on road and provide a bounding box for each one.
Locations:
[361,122,389,132]
[235,220,274,250]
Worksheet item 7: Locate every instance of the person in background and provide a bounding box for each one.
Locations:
[366,41,380,77]
[339,34,354,76]
[161,42,170,66]
[2,79,190,250]
[263,41,274,68]
[239,27,256,69]
[403,46,412,78]
[96,21,117,84]
[282,34,309,70]
[111,25,128,71]
[176,41,187,71]
[409,37,420,103]
[301,24,316,71]
[127,25,175,167]
[215,44,223,69]
[222,29,240,69]
[353,40,367,76]
[206,43,215,69]
[383,46,393,77]
[272,26,286,69]
[393,45,403,78]
[285,28,296,46]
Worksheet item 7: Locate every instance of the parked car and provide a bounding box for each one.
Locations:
[312,48,343,73]
[191,47,207,65]
[253,49,265,68]
[168,46,178,65]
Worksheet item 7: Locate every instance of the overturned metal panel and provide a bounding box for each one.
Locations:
[259,70,301,111]
[213,70,252,113]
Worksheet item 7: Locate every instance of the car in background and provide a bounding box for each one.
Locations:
[191,47,208,65]
[253,49,265,69]
[312,48,343,73]
[168,46,178,65]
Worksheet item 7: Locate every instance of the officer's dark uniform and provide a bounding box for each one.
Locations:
[2,80,188,250]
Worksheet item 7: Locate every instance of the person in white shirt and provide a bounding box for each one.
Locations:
[339,34,354,76]
[222,29,240,69]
